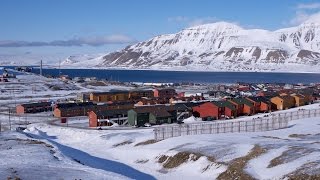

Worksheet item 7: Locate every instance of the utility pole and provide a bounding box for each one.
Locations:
[59,60,61,77]
[40,60,43,76]
[8,107,11,131]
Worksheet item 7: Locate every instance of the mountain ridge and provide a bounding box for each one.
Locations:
[63,16,320,72]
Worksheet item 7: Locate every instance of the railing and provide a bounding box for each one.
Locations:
[154,108,320,141]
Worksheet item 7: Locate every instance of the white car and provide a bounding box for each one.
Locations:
[144,123,151,127]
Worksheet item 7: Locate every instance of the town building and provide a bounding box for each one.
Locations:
[153,88,176,99]
[90,91,130,102]
[127,106,176,126]
[270,96,296,110]
[16,102,52,114]
[88,109,129,127]
[192,101,237,121]
[228,98,255,115]
[246,96,272,113]
[129,90,154,100]
[54,101,134,118]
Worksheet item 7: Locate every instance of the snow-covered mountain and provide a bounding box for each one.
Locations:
[99,14,320,72]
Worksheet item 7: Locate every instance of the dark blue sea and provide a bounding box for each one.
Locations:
[31,68,320,84]
[1,66,320,84]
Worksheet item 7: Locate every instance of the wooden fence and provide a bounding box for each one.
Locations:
[154,108,320,141]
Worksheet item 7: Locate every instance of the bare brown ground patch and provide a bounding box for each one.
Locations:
[259,135,289,141]
[134,139,158,146]
[157,151,218,169]
[217,145,266,180]
[268,147,315,168]
[286,162,320,180]
[5,138,54,148]
[287,174,320,180]
[112,140,133,147]
[135,159,149,164]
[288,134,311,138]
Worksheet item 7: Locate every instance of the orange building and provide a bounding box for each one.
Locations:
[90,91,130,102]
[228,98,255,115]
[270,96,295,110]
[246,96,271,113]
[291,94,307,107]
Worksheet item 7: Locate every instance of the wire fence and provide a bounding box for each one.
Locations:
[154,108,320,141]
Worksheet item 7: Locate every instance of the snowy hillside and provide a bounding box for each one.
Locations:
[98,15,320,72]
[16,104,320,179]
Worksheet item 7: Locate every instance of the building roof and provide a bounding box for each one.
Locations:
[91,91,129,96]
[94,109,129,118]
[211,101,236,110]
[56,102,94,109]
[247,96,270,104]
[155,88,176,92]
[21,102,51,108]
[173,103,191,111]
[131,106,173,118]
[275,95,295,101]
[230,98,254,107]
[291,93,305,98]
[129,90,154,93]
[179,102,205,108]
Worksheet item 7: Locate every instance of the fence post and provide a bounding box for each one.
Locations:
[187,125,189,135]
[154,128,158,140]
[162,128,165,140]
[245,121,248,132]
[231,122,234,133]
[171,126,174,138]
[238,121,241,132]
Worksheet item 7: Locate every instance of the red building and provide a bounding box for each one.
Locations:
[228,98,255,115]
[246,96,271,113]
[153,88,176,99]
[192,101,237,121]
[88,109,129,127]
[16,102,52,114]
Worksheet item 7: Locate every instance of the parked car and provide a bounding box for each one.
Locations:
[144,123,151,127]
[16,127,26,132]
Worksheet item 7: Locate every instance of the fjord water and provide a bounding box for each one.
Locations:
[29,68,320,84]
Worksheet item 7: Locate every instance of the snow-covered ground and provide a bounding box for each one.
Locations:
[0,131,128,180]
[1,72,320,179]
[13,108,318,179]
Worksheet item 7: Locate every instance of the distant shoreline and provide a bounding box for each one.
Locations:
[2,65,320,74]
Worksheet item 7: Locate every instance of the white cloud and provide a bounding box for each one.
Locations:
[288,11,312,25]
[168,16,219,27]
[0,34,136,47]
[188,17,219,27]
[284,3,320,26]
[297,3,320,9]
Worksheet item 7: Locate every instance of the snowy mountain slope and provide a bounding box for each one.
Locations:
[99,15,320,72]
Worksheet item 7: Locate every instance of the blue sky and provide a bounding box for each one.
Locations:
[0,0,320,57]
